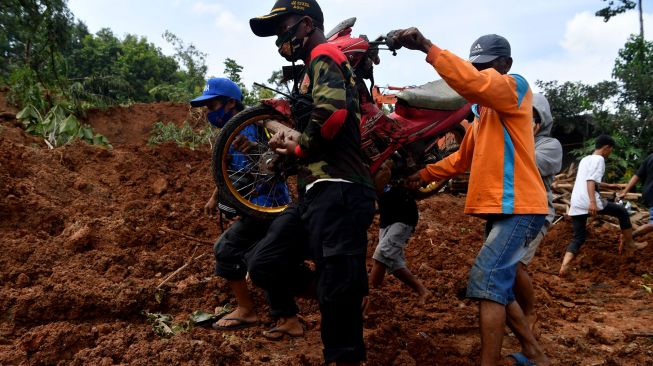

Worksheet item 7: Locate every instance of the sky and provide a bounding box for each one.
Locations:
[67,0,653,92]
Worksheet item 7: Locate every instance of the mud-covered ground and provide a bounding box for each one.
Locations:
[0,101,651,365]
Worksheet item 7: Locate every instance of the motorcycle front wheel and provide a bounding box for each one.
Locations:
[211,104,298,220]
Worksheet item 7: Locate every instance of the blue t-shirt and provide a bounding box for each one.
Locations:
[229,124,290,207]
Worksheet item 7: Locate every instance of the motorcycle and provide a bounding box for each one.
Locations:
[211,18,472,220]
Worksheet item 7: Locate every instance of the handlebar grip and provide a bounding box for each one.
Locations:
[385,31,402,51]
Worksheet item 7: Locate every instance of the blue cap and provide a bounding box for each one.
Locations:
[190,78,242,107]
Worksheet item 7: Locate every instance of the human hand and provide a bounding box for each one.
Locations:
[204,195,217,216]
[268,130,285,150]
[390,27,433,53]
[588,201,598,216]
[269,130,299,155]
[232,135,256,153]
[404,171,427,190]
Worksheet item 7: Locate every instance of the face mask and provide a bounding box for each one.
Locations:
[276,19,314,62]
[207,107,232,128]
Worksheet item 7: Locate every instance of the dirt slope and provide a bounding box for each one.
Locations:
[0,104,651,365]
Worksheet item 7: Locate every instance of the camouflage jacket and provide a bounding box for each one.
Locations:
[294,43,372,191]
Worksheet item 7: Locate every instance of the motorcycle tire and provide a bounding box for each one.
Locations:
[211,104,297,220]
[415,123,466,199]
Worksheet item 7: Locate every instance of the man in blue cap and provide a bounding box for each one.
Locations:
[190,77,290,331]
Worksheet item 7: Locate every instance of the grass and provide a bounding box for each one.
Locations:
[148,121,218,150]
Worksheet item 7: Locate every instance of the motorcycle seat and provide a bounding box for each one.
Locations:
[396,79,467,111]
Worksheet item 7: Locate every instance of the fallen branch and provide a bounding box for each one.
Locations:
[160,226,214,245]
[157,247,208,289]
[0,112,16,120]
[599,191,641,200]
[626,331,653,338]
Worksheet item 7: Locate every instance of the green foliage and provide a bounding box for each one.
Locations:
[148,121,218,150]
[614,36,653,109]
[144,311,191,338]
[67,29,181,103]
[6,67,47,112]
[221,59,282,106]
[570,133,644,182]
[612,35,653,153]
[160,31,208,98]
[144,309,226,338]
[245,83,277,106]
[641,274,653,294]
[223,58,244,87]
[2,3,206,109]
[149,84,193,103]
[267,69,291,94]
[596,0,636,22]
[16,103,111,148]
[536,80,620,136]
[0,0,77,83]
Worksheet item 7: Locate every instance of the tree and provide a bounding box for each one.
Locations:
[223,58,245,88]
[66,28,181,104]
[613,35,653,150]
[162,31,207,95]
[221,59,279,105]
[596,0,643,38]
[0,0,77,84]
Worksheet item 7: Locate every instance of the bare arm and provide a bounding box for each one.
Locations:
[587,180,598,216]
[619,175,639,198]
[204,187,219,216]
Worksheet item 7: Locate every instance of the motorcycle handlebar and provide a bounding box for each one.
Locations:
[369,32,403,52]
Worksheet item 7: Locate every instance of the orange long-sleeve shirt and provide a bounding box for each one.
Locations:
[419,46,547,216]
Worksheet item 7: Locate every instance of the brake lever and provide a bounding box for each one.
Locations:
[369,36,401,56]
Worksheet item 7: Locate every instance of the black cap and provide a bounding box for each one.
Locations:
[250,0,324,37]
[468,34,511,64]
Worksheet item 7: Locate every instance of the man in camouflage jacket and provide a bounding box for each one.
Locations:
[247,1,376,365]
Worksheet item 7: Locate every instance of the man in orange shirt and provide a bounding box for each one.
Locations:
[393,29,550,366]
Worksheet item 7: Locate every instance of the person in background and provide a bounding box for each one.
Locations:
[513,93,562,335]
[560,134,648,276]
[368,186,431,307]
[619,151,653,239]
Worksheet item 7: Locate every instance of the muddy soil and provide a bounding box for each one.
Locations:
[83,102,193,145]
[0,102,651,366]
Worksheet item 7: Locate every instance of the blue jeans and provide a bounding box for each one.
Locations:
[466,214,545,305]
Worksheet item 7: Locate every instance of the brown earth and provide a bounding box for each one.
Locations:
[0,101,652,366]
[83,102,193,145]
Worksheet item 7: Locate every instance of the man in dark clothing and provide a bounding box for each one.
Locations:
[247,1,376,365]
[620,152,653,239]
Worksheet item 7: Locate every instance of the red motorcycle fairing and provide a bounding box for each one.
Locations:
[261,99,293,118]
[326,26,370,69]
[360,99,471,173]
[390,102,472,144]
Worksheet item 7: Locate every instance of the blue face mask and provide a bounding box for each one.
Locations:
[207,107,232,128]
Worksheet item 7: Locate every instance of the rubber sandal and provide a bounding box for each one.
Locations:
[211,317,258,331]
[507,352,536,366]
[262,327,303,341]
